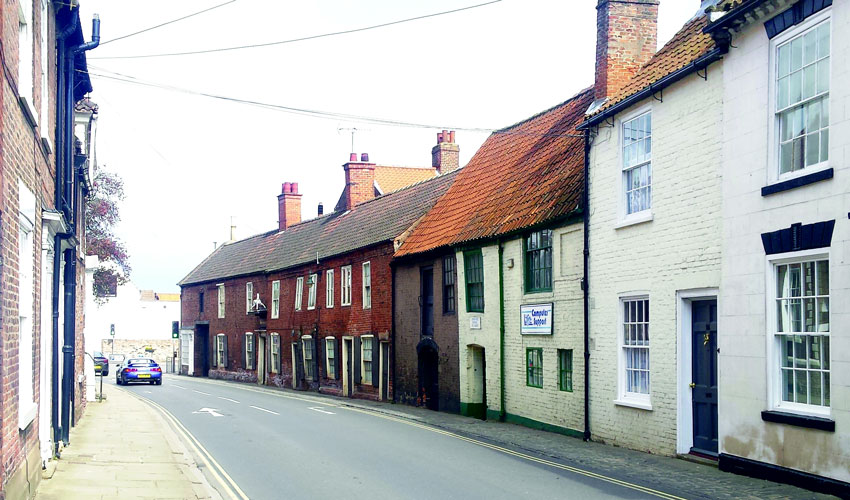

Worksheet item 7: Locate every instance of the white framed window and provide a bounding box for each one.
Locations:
[271,280,280,319]
[39,0,49,139]
[302,336,314,380]
[245,332,254,369]
[270,333,280,373]
[326,337,336,379]
[362,262,372,309]
[326,269,334,308]
[617,296,651,409]
[18,181,36,429]
[18,0,36,122]
[246,282,253,313]
[341,265,352,306]
[769,252,830,416]
[771,11,831,181]
[361,335,373,385]
[217,284,225,318]
[294,276,304,310]
[620,110,651,220]
[307,273,317,310]
[216,334,227,367]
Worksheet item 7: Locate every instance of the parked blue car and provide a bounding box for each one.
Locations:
[116,358,162,385]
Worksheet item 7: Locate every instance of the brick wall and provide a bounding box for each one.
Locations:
[594,0,659,101]
[0,0,64,495]
[587,68,723,455]
[393,251,460,413]
[180,242,396,401]
[718,4,850,483]
[502,224,585,434]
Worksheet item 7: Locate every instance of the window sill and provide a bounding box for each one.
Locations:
[41,136,53,155]
[614,398,653,411]
[761,410,834,432]
[524,289,553,296]
[19,96,38,128]
[762,168,833,196]
[615,212,653,230]
[18,401,37,430]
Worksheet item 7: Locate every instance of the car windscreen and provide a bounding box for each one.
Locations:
[128,359,155,366]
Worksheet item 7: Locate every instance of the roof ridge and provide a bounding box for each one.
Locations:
[353,168,459,209]
[496,86,594,133]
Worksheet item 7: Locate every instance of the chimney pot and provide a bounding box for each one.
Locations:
[360,153,369,162]
[292,182,298,194]
[349,153,358,162]
[449,130,455,143]
[283,182,291,193]
[437,132,444,143]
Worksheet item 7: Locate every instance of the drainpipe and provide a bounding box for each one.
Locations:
[582,129,591,442]
[60,11,100,446]
[498,241,506,421]
[390,263,396,403]
[52,8,79,456]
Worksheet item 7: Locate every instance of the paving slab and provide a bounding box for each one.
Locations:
[35,383,220,500]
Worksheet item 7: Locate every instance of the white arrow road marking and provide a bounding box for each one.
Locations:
[193,389,212,395]
[145,390,152,394]
[172,384,186,389]
[308,407,335,415]
[249,405,279,415]
[217,396,240,404]
[192,408,224,417]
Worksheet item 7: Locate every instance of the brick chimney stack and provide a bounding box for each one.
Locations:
[278,182,302,231]
[594,0,659,102]
[343,153,376,211]
[432,130,460,174]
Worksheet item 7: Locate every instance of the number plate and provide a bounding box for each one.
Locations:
[137,374,150,378]
[95,365,102,370]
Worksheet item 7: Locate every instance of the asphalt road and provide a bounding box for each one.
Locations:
[114,374,664,500]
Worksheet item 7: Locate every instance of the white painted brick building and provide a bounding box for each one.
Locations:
[710,0,850,490]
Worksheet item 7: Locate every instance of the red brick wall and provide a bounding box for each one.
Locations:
[594,0,659,101]
[343,162,375,210]
[0,0,66,491]
[180,242,396,401]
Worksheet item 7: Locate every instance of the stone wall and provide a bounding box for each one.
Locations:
[102,339,178,369]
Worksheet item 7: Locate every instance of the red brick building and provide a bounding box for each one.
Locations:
[179,152,456,401]
[0,3,98,498]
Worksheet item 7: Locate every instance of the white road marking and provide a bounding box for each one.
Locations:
[193,389,212,396]
[308,406,335,415]
[192,407,224,417]
[217,396,240,404]
[250,405,279,415]
[172,384,186,389]
[145,390,152,394]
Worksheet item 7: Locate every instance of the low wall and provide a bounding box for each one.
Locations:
[102,339,178,368]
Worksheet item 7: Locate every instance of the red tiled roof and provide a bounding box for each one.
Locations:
[375,166,437,194]
[395,88,593,257]
[593,15,717,116]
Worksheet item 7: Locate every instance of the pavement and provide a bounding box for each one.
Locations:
[35,380,220,500]
[35,374,834,500]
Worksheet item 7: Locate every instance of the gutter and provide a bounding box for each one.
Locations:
[391,263,397,403]
[578,47,727,130]
[703,0,768,34]
[498,240,506,421]
[582,129,591,442]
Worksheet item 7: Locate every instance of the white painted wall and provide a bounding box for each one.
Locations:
[83,256,180,358]
[502,225,585,433]
[718,3,850,482]
[587,67,724,454]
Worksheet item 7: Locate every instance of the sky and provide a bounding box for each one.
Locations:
[77,0,702,293]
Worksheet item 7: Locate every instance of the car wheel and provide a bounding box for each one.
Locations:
[121,374,127,385]
[116,374,122,385]
[149,380,155,385]
[155,379,162,386]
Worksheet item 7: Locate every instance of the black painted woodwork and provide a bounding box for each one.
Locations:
[692,300,719,454]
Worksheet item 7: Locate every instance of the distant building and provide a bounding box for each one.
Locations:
[179,135,456,402]
[84,256,180,364]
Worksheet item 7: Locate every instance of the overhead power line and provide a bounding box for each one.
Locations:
[100,0,237,45]
[91,0,502,59]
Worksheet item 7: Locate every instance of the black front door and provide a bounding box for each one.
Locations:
[197,324,210,377]
[421,268,434,336]
[692,299,718,454]
[418,344,439,411]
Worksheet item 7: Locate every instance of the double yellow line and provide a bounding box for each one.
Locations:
[129,391,249,500]
[141,378,685,500]
[341,405,686,500]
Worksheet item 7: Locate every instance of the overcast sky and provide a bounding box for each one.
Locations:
[78,0,702,293]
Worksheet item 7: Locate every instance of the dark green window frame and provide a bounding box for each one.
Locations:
[524,229,553,293]
[558,349,573,392]
[464,250,484,313]
[526,348,543,388]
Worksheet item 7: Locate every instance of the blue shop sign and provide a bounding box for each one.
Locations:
[520,303,553,335]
